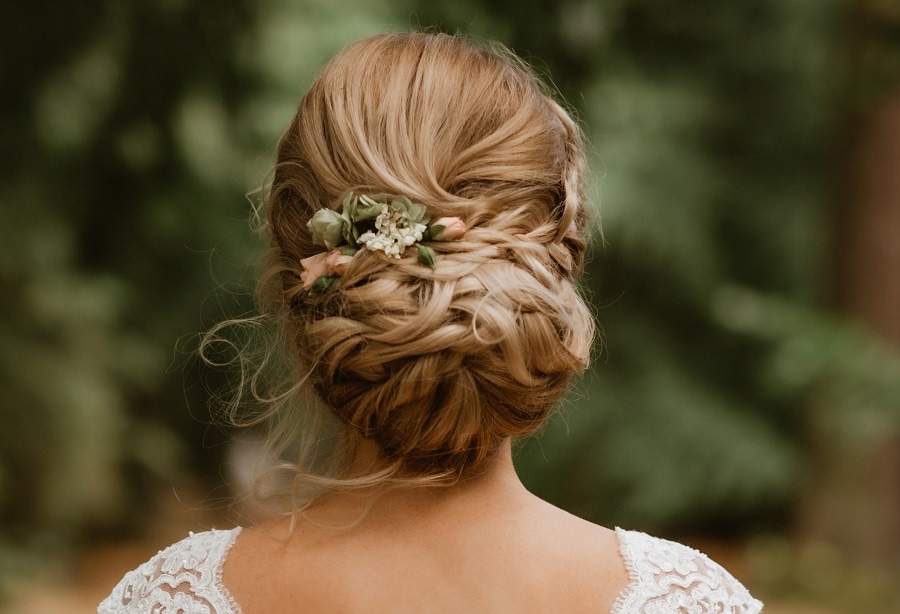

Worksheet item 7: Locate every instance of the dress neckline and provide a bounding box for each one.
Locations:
[216,525,636,614]
[141,525,759,614]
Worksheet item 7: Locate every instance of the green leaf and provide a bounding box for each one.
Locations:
[416,244,436,269]
[425,224,445,241]
[353,196,383,222]
[309,275,337,294]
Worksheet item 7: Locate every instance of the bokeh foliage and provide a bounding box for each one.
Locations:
[2,0,900,595]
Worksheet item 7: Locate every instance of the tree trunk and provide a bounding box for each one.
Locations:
[805,88,900,564]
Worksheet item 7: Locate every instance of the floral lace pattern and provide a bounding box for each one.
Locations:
[612,528,763,613]
[98,528,242,614]
[98,527,762,613]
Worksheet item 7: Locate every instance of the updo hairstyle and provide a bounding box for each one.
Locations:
[255,32,594,493]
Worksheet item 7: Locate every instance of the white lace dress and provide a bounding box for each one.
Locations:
[98,527,763,613]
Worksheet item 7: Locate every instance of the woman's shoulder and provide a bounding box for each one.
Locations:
[98,527,243,614]
[612,527,763,614]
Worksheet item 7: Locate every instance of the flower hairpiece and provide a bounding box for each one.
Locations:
[302,192,466,293]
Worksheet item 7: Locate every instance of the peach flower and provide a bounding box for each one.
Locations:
[326,250,354,276]
[300,253,329,289]
[431,217,466,240]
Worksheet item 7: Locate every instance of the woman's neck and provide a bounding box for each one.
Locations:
[294,439,532,528]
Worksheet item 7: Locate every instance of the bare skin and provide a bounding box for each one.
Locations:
[223,441,629,613]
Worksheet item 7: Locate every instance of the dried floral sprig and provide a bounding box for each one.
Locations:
[302,192,466,293]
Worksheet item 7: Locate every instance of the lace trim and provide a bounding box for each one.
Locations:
[216,529,243,614]
[98,527,243,614]
[611,527,763,614]
[99,526,762,613]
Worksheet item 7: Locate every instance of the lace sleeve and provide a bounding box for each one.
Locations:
[612,528,763,614]
[98,528,242,614]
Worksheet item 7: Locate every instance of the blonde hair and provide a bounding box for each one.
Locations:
[212,32,594,510]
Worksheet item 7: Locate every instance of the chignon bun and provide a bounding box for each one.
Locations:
[262,32,594,482]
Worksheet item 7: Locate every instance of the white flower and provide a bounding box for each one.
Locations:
[358,203,429,259]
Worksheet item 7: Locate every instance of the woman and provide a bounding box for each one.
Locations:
[100,33,763,613]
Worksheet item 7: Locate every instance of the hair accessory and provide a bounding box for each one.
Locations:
[303,192,466,293]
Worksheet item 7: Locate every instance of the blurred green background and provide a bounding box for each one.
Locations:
[3,0,900,611]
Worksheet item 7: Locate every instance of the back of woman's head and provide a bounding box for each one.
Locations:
[262,32,593,485]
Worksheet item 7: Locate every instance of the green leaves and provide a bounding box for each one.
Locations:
[309,193,427,250]
[389,195,428,226]
[303,191,460,289]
